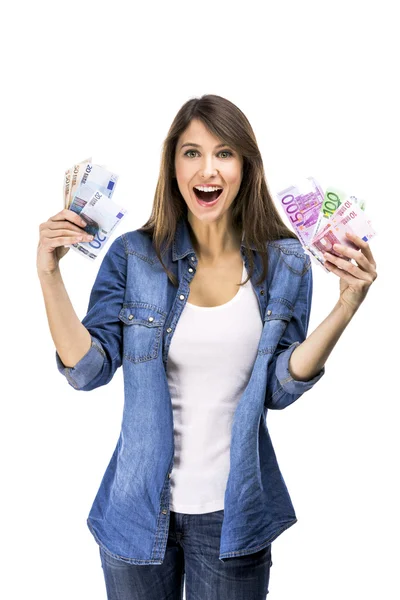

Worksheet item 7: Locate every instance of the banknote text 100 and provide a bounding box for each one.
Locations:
[323,191,341,219]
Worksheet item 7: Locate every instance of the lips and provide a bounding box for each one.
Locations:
[193,187,223,202]
[193,188,224,208]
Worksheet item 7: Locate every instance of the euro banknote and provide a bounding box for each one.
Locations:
[67,157,92,209]
[275,177,375,273]
[63,167,71,210]
[63,159,127,259]
[68,188,127,261]
[275,176,325,250]
[63,157,92,209]
[310,198,376,265]
[69,163,118,218]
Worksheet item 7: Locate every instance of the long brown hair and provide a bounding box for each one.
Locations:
[138,94,298,288]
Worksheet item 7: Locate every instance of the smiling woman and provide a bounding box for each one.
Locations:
[45,94,316,600]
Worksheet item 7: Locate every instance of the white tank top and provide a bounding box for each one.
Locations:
[166,261,264,513]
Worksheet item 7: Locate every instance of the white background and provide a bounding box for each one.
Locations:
[1,0,398,598]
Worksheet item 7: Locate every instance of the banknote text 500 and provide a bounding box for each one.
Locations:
[281,194,304,227]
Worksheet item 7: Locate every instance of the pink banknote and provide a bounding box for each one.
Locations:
[310,198,376,263]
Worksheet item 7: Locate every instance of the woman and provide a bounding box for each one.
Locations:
[37,94,377,600]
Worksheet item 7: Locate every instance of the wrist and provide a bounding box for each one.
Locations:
[37,266,62,282]
[336,299,358,322]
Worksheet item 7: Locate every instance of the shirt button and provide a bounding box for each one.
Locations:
[267,309,272,316]
[191,256,195,261]
[128,314,134,320]
[162,509,168,514]
[179,294,185,300]
[188,268,194,273]
[260,290,265,295]
[148,317,154,322]
[167,327,172,333]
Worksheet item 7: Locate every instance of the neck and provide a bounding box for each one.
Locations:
[188,214,242,264]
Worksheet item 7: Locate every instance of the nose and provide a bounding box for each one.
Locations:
[199,154,219,179]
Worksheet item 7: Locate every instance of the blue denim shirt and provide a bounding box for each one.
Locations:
[56,216,325,565]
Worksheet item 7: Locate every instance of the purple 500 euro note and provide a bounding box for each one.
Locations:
[275,176,329,270]
[275,176,324,246]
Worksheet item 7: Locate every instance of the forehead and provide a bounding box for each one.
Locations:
[178,119,222,144]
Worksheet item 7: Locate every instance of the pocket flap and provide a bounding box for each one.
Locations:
[118,303,166,327]
[264,298,294,322]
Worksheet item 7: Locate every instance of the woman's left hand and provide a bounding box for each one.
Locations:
[323,231,378,314]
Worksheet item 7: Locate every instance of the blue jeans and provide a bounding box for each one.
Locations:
[99,509,273,599]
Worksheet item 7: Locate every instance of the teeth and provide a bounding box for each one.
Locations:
[194,186,223,192]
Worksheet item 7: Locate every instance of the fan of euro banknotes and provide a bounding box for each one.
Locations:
[63,157,128,261]
[275,176,377,274]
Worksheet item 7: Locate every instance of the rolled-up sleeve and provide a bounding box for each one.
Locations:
[265,256,325,410]
[55,234,127,391]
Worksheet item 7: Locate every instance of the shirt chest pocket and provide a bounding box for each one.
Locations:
[118,303,166,363]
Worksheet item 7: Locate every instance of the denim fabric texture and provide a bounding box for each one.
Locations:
[56,215,325,565]
[99,509,273,599]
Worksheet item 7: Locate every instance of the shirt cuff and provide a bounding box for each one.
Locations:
[55,337,106,390]
[275,341,325,395]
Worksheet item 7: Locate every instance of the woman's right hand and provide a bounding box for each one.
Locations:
[37,209,94,276]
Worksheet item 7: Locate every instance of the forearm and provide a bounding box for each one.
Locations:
[288,300,356,381]
[38,268,91,368]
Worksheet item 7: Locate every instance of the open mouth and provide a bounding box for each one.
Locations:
[193,187,223,202]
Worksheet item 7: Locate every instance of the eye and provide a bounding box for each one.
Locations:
[184,150,199,158]
[184,150,233,158]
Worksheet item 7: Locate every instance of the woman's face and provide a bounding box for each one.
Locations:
[174,119,243,225]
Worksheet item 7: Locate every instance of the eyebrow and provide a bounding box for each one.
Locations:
[180,142,231,150]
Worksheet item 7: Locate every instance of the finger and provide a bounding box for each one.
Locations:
[42,233,93,248]
[331,243,371,271]
[48,208,88,229]
[345,232,376,267]
[324,252,373,282]
[45,221,87,234]
[44,228,94,240]
[324,261,359,285]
